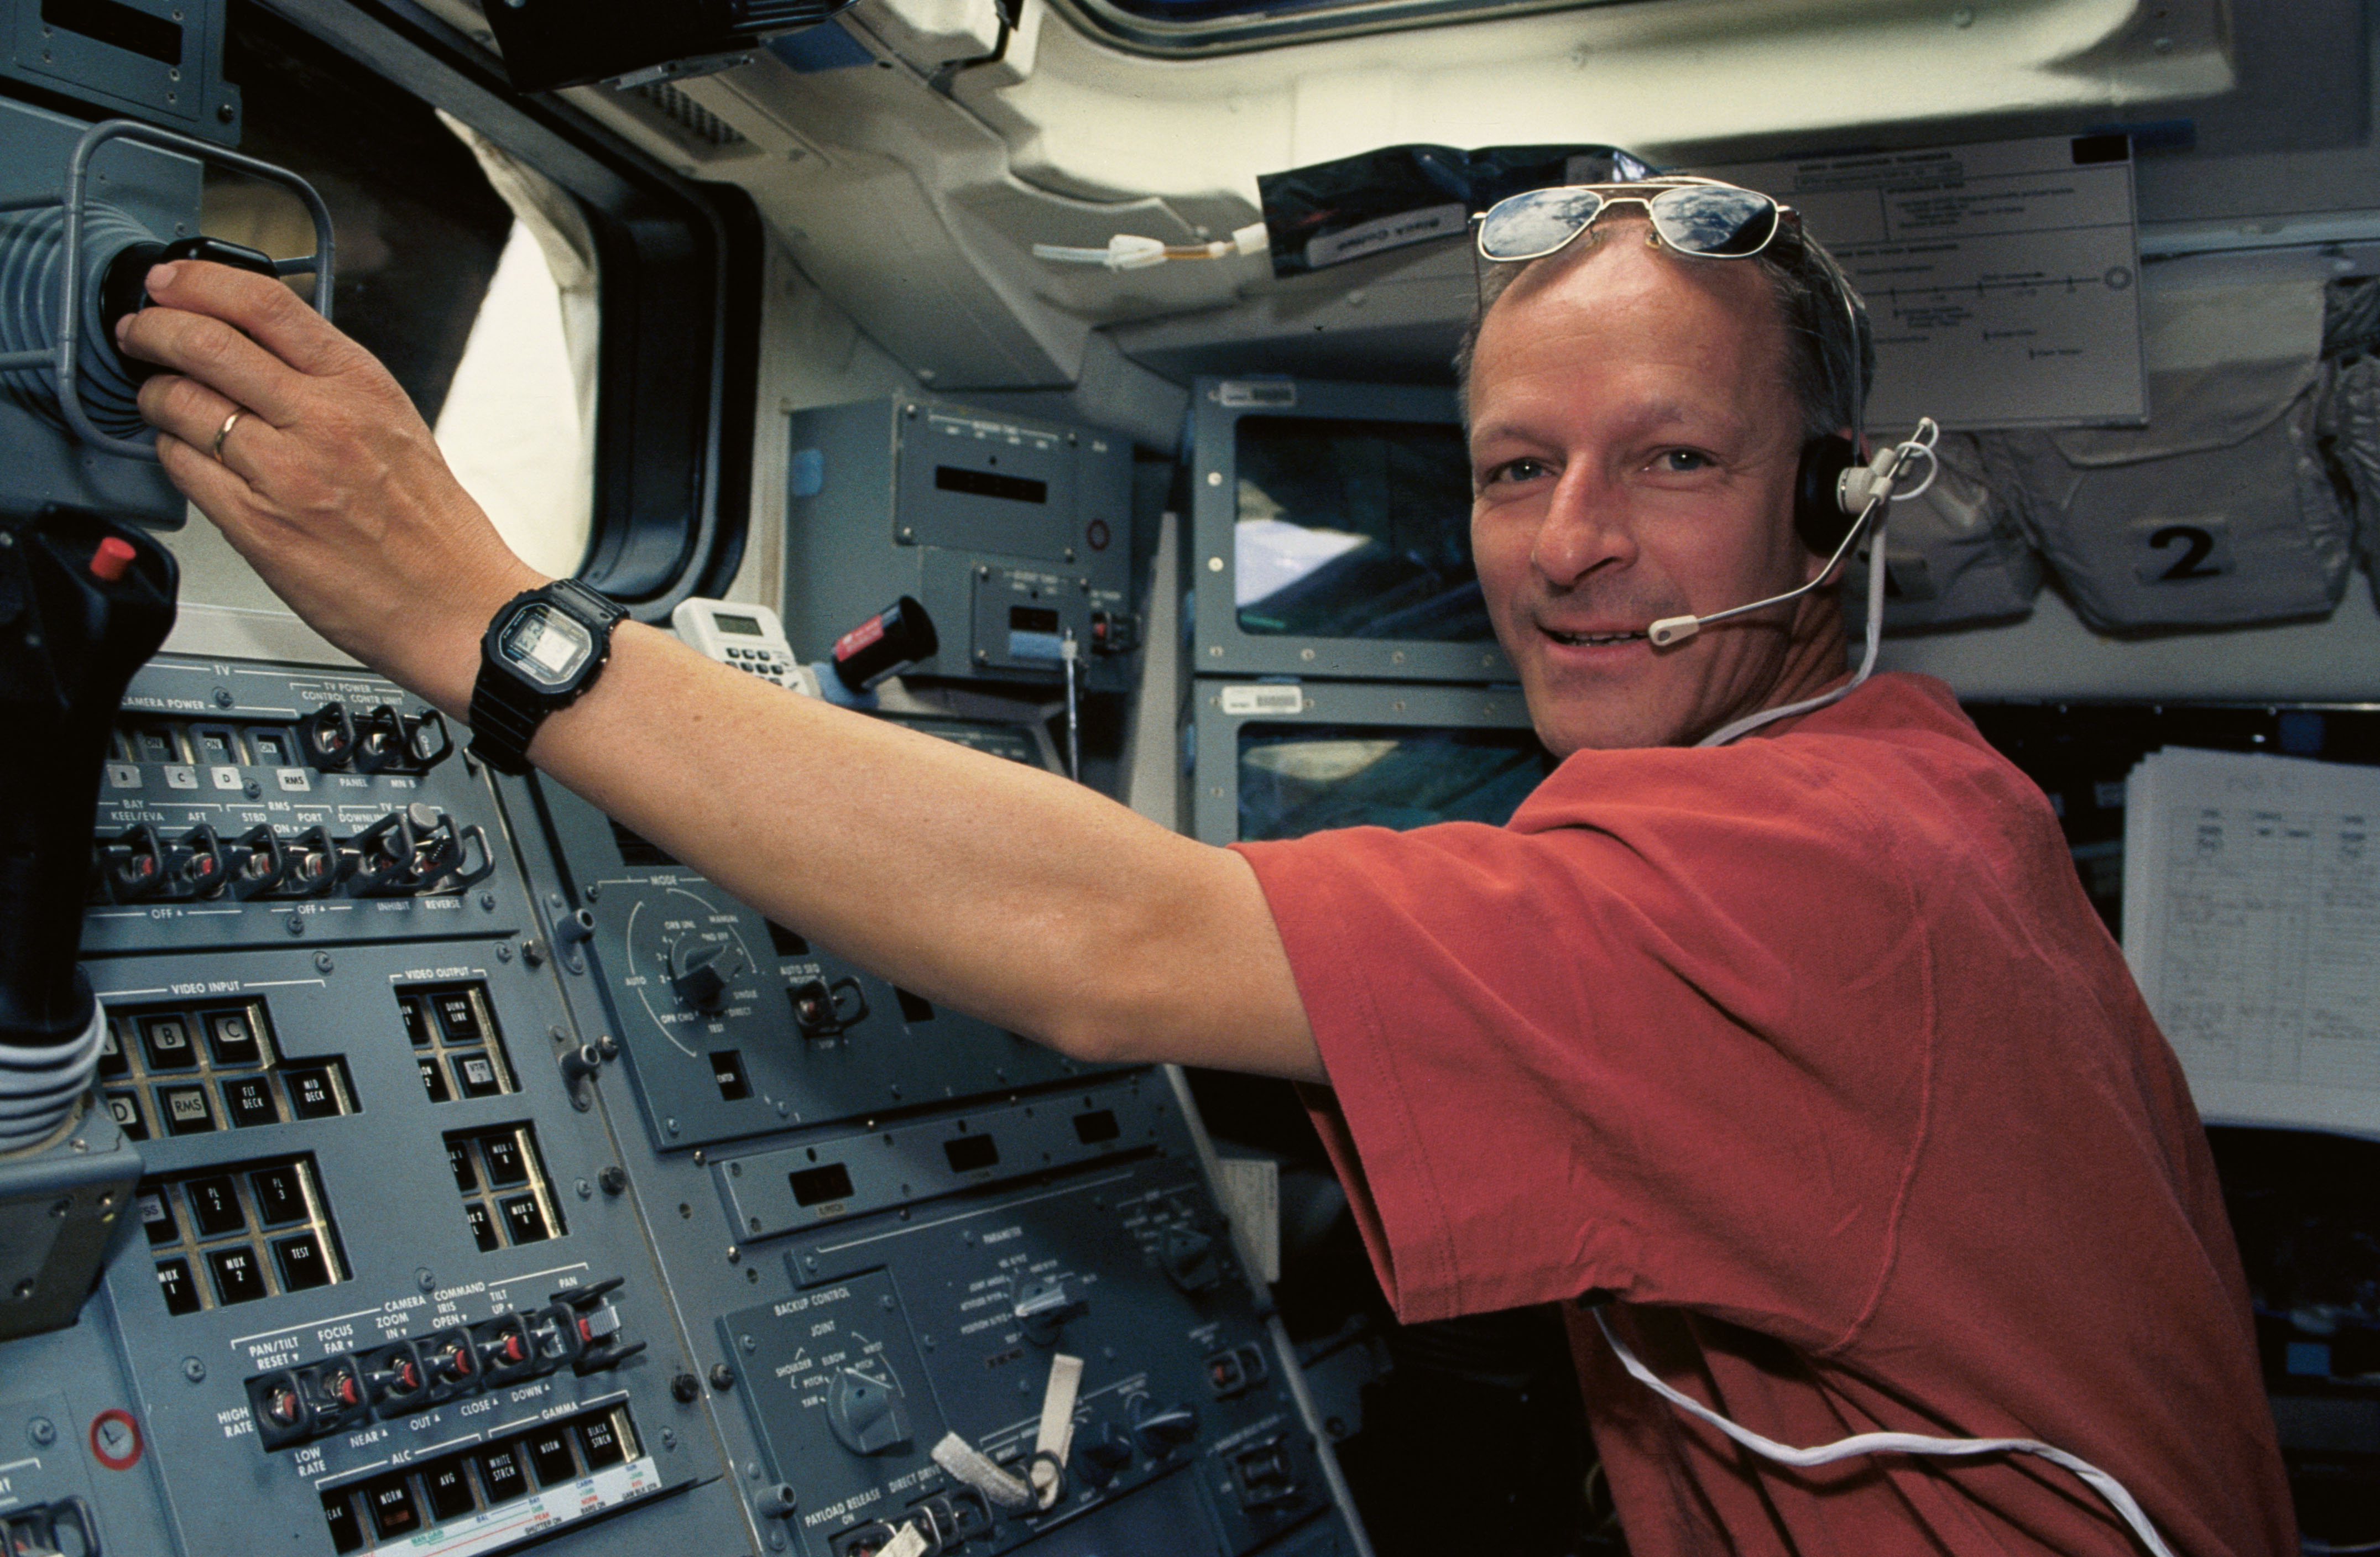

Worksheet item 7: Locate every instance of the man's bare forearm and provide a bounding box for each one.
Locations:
[117,260,1322,1083]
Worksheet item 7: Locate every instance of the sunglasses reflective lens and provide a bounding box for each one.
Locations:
[1648,186,1779,257]
[1478,189,1607,262]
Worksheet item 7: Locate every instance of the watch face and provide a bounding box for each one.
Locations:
[499,605,594,688]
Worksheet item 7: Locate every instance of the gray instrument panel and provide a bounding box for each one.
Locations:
[3,651,1359,1557]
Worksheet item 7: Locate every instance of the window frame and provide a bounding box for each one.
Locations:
[244,0,760,614]
[1047,0,1640,59]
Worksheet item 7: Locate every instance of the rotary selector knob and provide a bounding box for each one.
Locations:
[826,1366,911,1456]
[671,939,740,1012]
[1128,1393,1198,1459]
[1079,1422,1135,1487]
[1160,1226,1220,1293]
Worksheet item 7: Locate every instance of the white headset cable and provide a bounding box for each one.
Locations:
[1589,1308,2177,1556]
[1696,420,1938,749]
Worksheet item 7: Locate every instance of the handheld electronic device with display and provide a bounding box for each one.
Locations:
[669,597,822,698]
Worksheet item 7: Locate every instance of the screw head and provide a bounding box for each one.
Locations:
[244,780,262,798]
[709,1362,737,1391]
[213,688,234,708]
[29,1418,56,1446]
[314,951,333,974]
[183,1357,206,1383]
[671,1372,702,1404]
[599,1166,629,1196]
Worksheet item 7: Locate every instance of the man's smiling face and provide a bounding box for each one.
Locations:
[1466,223,1847,755]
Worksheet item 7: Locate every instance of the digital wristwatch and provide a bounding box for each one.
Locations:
[467,579,627,775]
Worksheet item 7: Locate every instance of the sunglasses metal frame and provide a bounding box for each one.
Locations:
[1473,179,1803,266]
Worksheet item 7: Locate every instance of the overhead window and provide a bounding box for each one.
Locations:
[195,0,755,613]
[1053,0,1637,56]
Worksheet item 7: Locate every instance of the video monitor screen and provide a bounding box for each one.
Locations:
[1232,415,1490,644]
[1236,723,1553,842]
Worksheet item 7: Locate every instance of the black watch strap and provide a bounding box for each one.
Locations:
[468,579,625,776]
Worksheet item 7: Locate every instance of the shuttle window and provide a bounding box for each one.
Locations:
[203,9,596,580]
[1055,0,1629,54]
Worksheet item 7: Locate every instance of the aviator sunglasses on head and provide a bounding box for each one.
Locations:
[1474,178,1801,265]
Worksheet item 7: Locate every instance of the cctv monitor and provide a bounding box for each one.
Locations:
[1189,680,1550,845]
[1187,378,1511,683]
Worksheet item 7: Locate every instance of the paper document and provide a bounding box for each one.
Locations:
[2123,747,2380,1137]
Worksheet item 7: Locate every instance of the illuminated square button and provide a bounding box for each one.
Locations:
[250,1166,306,1227]
[576,1414,626,1470]
[206,1246,268,1305]
[98,1022,130,1078]
[107,761,141,789]
[430,992,482,1042]
[419,1057,452,1104]
[283,1067,342,1119]
[205,1010,263,1066]
[498,1195,551,1245]
[211,765,244,791]
[139,1016,197,1071]
[156,1257,201,1315]
[521,1427,576,1486]
[362,1473,421,1540]
[106,1090,148,1140]
[452,1053,502,1098]
[159,1084,217,1136]
[321,1491,364,1555]
[273,1232,332,1292]
[446,1140,477,1192]
[139,1188,178,1245]
[275,768,311,793]
[223,1075,281,1129]
[420,1454,475,1521]
[163,765,199,791]
[475,1443,526,1504]
[185,1175,245,1236]
[399,996,430,1046]
[479,1135,528,1188]
[463,1201,499,1253]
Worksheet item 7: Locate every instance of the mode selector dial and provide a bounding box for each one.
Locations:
[670,939,741,1012]
[1127,1393,1198,1459]
[826,1366,911,1456]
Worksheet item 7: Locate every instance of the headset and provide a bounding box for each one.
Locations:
[1656,250,1940,746]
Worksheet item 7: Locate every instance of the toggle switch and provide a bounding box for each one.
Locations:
[302,703,357,771]
[790,975,869,1038]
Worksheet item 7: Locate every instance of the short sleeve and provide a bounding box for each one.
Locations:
[1235,741,1935,1350]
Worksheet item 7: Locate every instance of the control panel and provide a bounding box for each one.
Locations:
[4,656,742,1557]
[3,651,1365,1556]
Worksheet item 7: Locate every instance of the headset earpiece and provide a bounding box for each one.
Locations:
[1792,434,1860,556]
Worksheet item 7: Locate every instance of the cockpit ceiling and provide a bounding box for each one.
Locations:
[425,0,2231,396]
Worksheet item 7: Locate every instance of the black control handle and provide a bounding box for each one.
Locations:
[0,508,176,1053]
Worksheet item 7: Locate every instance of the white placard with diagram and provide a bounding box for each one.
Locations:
[1698,137,2146,430]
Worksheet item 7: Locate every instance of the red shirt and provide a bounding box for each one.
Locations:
[1235,673,2293,1555]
